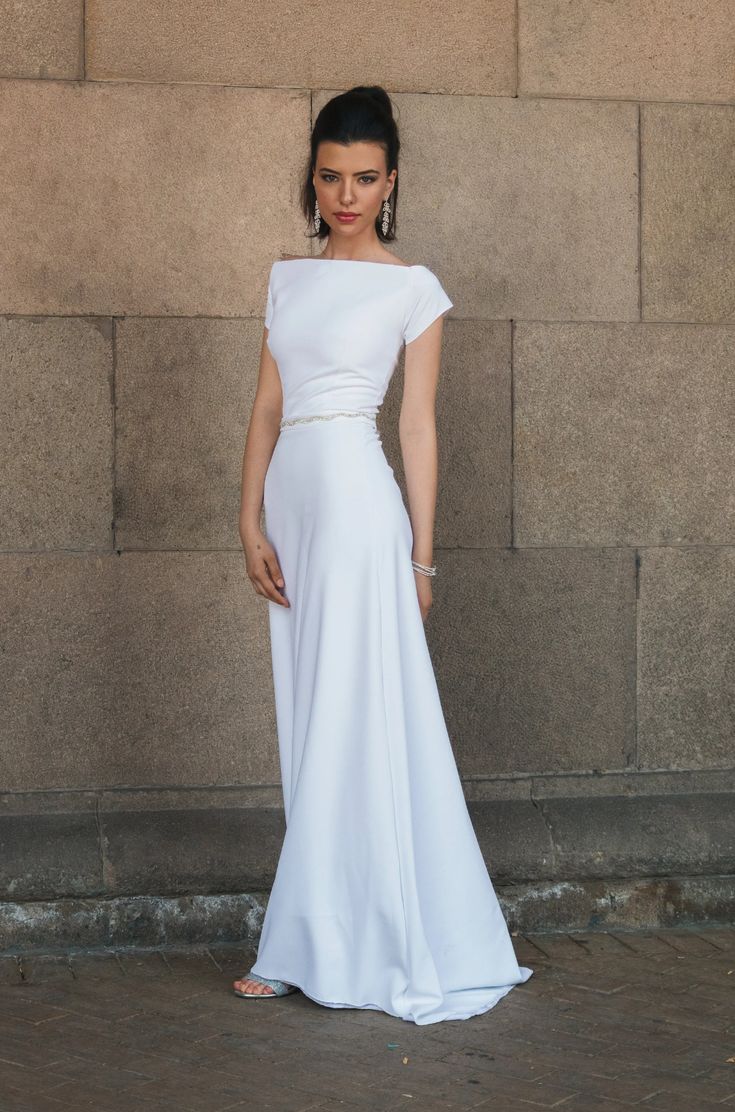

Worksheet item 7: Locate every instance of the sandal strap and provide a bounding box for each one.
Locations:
[248,971,291,993]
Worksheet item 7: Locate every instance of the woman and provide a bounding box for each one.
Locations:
[235,85,532,1025]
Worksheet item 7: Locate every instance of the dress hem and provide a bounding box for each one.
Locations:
[248,965,534,1026]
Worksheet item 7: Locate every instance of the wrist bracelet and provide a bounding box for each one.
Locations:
[412,559,437,577]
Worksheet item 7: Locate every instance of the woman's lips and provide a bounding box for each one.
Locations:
[335,213,359,223]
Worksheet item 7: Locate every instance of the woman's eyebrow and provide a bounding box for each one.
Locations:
[318,167,381,175]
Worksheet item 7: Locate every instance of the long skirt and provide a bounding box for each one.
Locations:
[251,412,533,1025]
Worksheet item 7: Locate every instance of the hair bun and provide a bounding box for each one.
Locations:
[352,85,395,118]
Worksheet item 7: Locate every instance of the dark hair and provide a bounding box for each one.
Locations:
[300,85,401,243]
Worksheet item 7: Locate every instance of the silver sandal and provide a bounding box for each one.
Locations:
[233,970,299,998]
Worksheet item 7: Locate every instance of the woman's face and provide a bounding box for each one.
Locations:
[313,141,396,237]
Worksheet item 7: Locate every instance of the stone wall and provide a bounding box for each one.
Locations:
[1,1,733,948]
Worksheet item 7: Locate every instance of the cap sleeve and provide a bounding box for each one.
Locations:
[403,267,453,345]
[264,265,274,329]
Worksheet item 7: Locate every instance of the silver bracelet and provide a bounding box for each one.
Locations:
[412,559,437,577]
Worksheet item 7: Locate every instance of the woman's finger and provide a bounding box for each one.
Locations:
[253,564,289,606]
[264,554,285,589]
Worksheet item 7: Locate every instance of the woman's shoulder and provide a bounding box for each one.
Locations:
[274,252,420,268]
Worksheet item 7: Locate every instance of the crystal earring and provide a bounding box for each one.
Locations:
[314,198,321,233]
[381,198,391,236]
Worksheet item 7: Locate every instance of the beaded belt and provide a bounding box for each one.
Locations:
[279,409,377,430]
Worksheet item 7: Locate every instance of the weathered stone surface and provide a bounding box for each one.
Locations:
[2,769,729,905]
[100,806,285,895]
[642,103,735,323]
[520,0,735,103]
[0,317,113,549]
[0,892,267,951]
[0,795,100,902]
[5,878,733,951]
[86,0,516,96]
[534,793,734,879]
[115,317,261,549]
[314,90,639,323]
[1,556,118,792]
[380,320,512,548]
[469,799,555,883]
[429,547,636,775]
[0,0,81,79]
[503,875,735,933]
[0,553,277,791]
[638,547,735,769]
[0,80,308,315]
[513,322,735,546]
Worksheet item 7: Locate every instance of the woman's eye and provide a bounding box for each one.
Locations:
[320,175,377,184]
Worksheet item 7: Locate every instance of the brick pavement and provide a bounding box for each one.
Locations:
[1,928,733,1111]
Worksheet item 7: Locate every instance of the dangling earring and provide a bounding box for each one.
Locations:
[314,198,321,233]
[381,198,391,236]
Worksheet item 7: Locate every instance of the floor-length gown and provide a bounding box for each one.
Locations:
[251,256,533,1025]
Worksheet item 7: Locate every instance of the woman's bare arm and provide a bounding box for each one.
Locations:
[239,329,290,606]
[399,317,445,619]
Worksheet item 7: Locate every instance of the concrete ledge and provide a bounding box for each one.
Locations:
[0,892,264,955]
[2,771,732,902]
[1,875,733,955]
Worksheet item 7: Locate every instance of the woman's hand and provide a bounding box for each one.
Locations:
[242,528,289,607]
[414,570,433,622]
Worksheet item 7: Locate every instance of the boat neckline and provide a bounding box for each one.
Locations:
[274,256,421,269]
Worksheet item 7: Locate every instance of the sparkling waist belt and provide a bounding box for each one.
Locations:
[279,409,377,430]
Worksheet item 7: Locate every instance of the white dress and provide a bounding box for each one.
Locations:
[251,257,533,1025]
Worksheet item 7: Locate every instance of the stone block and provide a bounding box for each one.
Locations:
[520,0,735,103]
[0,0,81,79]
[0,317,113,549]
[0,892,267,951]
[502,875,735,933]
[514,322,735,546]
[638,547,735,769]
[381,320,512,548]
[0,80,308,315]
[100,802,285,895]
[115,317,261,548]
[429,547,636,775]
[86,0,516,95]
[468,798,555,883]
[642,103,735,322]
[0,793,100,901]
[0,553,278,791]
[534,792,734,880]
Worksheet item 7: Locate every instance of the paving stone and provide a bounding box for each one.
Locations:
[606,932,691,960]
[0,1082,73,1112]
[0,1057,70,1096]
[113,950,182,979]
[635,1092,729,1110]
[697,930,735,952]
[65,951,130,979]
[0,955,22,984]
[438,1047,557,1084]
[652,931,725,955]
[18,953,85,983]
[626,1066,735,1103]
[564,932,635,958]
